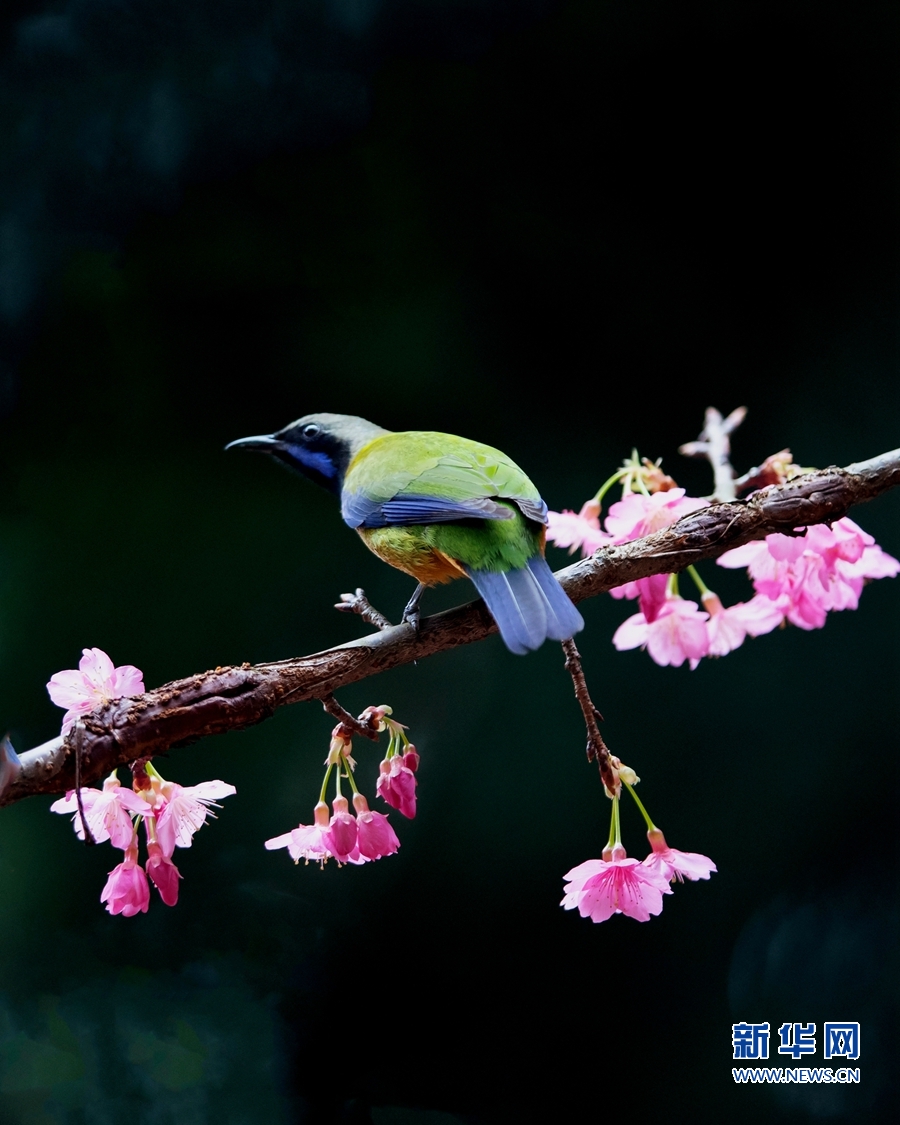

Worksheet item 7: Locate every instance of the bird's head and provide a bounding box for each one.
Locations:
[225,413,391,493]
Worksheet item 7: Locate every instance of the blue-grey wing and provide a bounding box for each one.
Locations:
[342,492,517,529]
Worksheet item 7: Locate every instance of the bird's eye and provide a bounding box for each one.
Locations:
[302,423,321,441]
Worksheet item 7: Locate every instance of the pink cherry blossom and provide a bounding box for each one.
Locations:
[47,648,145,733]
[145,842,181,906]
[841,540,900,581]
[561,845,672,923]
[265,802,333,864]
[641,828,716,884]
[613,597,710,668]
[604,488,707,543]
[100,848,150,917]
[546,500,611,555]
[50,771,153,848]
[701,592,785,656]
[154,778,236,856]
[376,748,419,819]
[352,794,400,860]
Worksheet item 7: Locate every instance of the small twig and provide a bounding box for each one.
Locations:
[679,405,747,502]
[561,639,618,795]
[335,588,393,631]
[320,693,381,741]
[73,721,96,846]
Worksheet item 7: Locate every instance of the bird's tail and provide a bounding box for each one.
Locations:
[464,556,584,655]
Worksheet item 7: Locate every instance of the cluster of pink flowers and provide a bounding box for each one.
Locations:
[562,828,717,923]
[51,766,235,915]
[548,474,898,669]
[47,648,235,915]
[376,742,420,819]
[265,793,400,865]
[266,706,418,867]
[716,518,899,630]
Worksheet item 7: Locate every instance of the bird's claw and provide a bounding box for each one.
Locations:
[402,606,421,632]
[401,582,426,632]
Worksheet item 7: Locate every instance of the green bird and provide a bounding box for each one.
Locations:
[226,414,584,654]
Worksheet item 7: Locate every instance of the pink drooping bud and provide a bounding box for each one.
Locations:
[352,793,400,861]
[376,748,419,819]
[145,842,182,906]
[324,796,359,862]
[100,848,150,917]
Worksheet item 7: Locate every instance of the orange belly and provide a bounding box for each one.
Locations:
[357,527,467,586]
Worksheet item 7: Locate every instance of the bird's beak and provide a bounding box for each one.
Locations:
[224,434,284,453]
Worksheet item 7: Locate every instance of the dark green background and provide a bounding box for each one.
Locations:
[0,2,897,1122]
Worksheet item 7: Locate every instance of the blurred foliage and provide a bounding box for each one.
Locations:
[0,1,898,1123]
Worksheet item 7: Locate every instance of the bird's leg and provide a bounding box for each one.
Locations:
[401,583,427,631]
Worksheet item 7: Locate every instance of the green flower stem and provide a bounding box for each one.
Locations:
[686,564,712,597]
[383,720,410,759]
[594,466,631,506]
[606,796,618,850]
[344,756,361,795]
[666,572,680,598]
[623,781,657,832]
[318,763,335,805]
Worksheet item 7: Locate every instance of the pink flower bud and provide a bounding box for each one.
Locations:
[355,806,400,861]
[145,843,182,906]
[100,850,150,917]
[324,796,359,862]
[376,751,418,819]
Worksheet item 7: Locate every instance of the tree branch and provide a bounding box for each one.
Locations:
[3,446,899,809]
